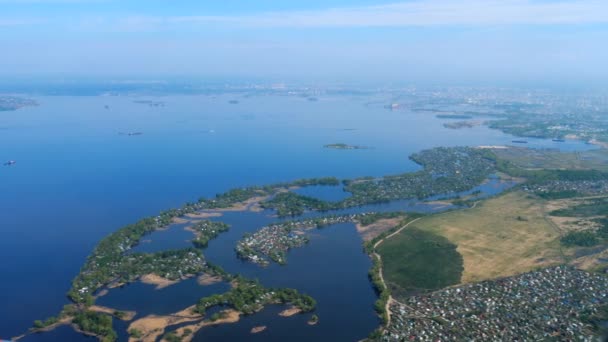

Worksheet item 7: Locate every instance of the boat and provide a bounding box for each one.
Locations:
[552,138,565,142]
[4,160,16,166]
[511,140,528,144]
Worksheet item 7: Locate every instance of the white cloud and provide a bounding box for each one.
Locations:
[158,0,608,28]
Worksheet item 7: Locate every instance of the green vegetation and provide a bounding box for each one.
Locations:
[194,278,315,315]
[363,215,424,254]
[550,197,608,217]
[492,147,608,172]
[163,331,183,342]
[264,147,496,217]
[559,217,608,248]
[369,255,389,324]
[72,311,116,342]
[561,231,601,247]
[32,316,60,329]
[262,192,333,217]
[378,227,463,298]
[128,328,143,338]
[69,248,205,304]
[190,220,230,248]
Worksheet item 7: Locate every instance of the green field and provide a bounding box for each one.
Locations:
[493,147,608,171]
[378,227,463,299]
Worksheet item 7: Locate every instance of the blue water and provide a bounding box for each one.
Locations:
[130,223,194,254]
[0,93,594,341]
[96,277,230,318]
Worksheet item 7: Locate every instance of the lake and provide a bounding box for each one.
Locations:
[0,93,594,341]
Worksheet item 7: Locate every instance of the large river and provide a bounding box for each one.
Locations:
[0,93,594,341]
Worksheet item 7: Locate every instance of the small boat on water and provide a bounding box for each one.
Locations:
[552,138,565,142]
[4,160,16,166]
[512,140,528,144]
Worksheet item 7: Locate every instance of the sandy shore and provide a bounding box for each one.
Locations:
[185,212,223,219]
[197,273,223,286]
[307,319,319,325]
[89,305,137,321]
[94,289,109,298]
[12,317,73,341]
[212,196,269,213]
[173,310,240,342]
[278,307,302,317]
[140,274,178,290]
[128,306,202,342]
[250,325,267,334]
[171,217,189,224]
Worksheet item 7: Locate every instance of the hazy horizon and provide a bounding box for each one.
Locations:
[1,0,608,86]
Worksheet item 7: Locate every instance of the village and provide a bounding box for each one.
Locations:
[524,179,608,197]
[383,266,608,341]
[236,213,383,266]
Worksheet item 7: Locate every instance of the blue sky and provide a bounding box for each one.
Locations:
[1,0,608,85]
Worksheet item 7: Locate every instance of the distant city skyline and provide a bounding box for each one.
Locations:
[1,0,607,85]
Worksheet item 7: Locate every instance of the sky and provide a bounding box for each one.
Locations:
[1,0,608,85]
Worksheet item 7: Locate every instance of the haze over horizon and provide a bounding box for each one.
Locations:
[1,0,608,86]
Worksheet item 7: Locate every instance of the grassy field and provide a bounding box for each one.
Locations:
[493,147,608,171]
[378,227,463,299]
[380,191,564,297]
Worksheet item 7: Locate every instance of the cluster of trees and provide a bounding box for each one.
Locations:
[69,248,205,304]
[561,231,601,247]
[191,221,230,248]
[560,218,608,248]
[194,278,315,316]
[369,255,389,325]
[32,316,59,329]
[261,192,334,217]
[262,148,495,217]
[551,197,608,218]
[72,311,116,342]
[198,177,340,210]
[163,331,187,342]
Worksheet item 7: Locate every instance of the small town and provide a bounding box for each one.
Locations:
[383,266,608,341]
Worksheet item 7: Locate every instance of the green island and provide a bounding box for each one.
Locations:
[188,220,230,248]
[324,143,369,150]
[193,277,316,315]
[443,120,480,129]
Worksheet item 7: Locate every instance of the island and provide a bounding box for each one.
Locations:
[324,143,369,150]
[443,120,481,129]
[0,96,37,111]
